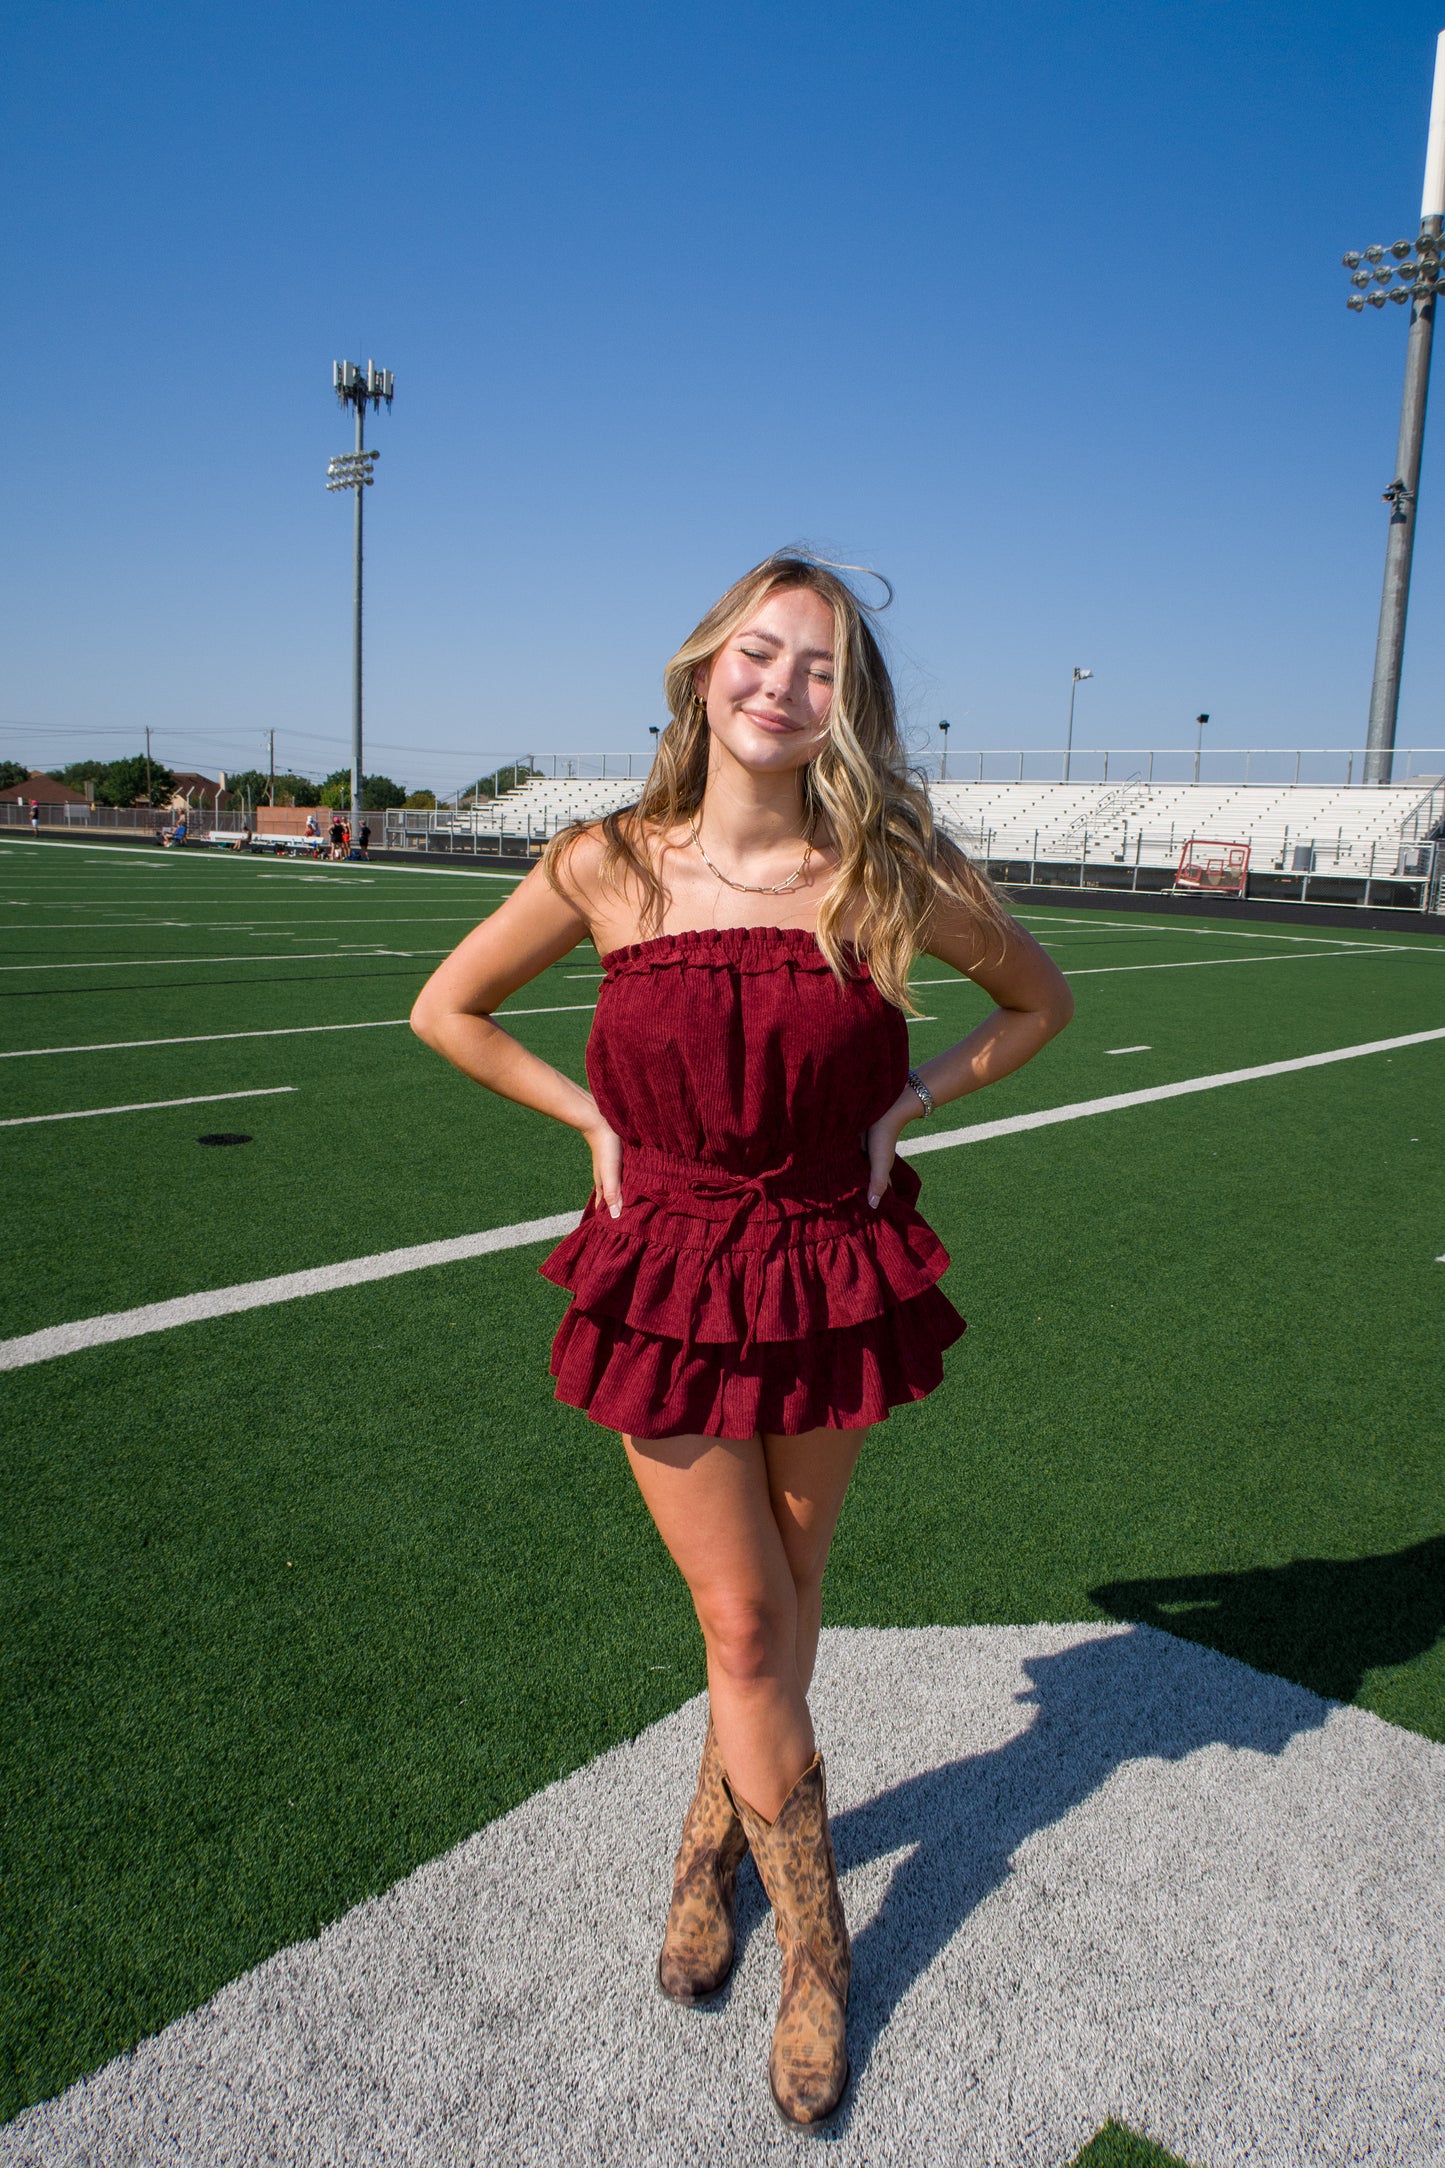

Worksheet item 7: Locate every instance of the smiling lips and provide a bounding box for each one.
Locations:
[741,707,804,735]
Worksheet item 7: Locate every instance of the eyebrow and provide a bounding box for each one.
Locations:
[735,625,834,660]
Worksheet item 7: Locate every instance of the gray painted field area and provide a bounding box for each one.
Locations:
[4,1623,1441,2168]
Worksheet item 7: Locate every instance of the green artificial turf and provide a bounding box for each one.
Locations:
[1071,2121,1195,2168]
[3,847,1444,2116]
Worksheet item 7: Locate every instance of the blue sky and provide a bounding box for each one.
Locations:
[3,0,1442,793]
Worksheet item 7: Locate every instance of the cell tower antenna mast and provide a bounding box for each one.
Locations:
[327,359,394,845]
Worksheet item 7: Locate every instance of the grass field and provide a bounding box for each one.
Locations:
[2,837,1442,2146]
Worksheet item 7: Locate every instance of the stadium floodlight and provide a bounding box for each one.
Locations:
[1342,27,1444,786]
[1063,667,1092,782]
[328,358,395,845]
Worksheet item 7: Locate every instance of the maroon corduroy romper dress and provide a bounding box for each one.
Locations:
[540,924,964,1440]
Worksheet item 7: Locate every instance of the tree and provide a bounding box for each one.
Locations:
[0,761,29,790]
[274,771,320,807]
[223,768,320,807]
[468,761,539,800]
[319,769,407,811]
[222,769,271,807]
[45,760,106,791]
[403,789,437,809]
[93,755,177,807]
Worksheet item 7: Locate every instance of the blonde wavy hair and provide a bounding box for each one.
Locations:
[545,550,1010,1012]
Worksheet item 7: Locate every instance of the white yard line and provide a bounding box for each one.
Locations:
[1106,1045,1152,1055]
[1013,911,1438,951]
[0,1021,412,1059]
[898,1025,1445,1156]
[497,1002,599,1017]
[0,1086,297,1130]
[0,840,523,880]
[0,948,445,971]
[4,1025,1441,1372]
[1063,949,1413,978]
[912,946,1414,989]
[0,1212,579,1370]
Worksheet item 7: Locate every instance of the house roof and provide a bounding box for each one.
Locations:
[10,772,89,804]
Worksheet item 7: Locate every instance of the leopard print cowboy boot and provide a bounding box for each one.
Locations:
[731,1753,850,2130]
[656,1716,749,2004]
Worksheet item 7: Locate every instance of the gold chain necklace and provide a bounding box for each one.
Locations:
[690,818,814,895]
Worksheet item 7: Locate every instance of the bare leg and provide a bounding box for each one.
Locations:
[623,1425,867,1818]
[763,1426,867,1693]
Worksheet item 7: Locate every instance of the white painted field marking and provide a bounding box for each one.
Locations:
[1107,1045,1152,1054]
[911,947,1413,991]
[0,1020,413,1058]
[496,1002,598,1017]
[1063,949,1413,978]
[0,1086,297,1129]
[1013,911,1440,952]
[907,1015,938,1024]
[0,948,444,971]
[6,1025,1442,1373]
[3,840,522,880]
[900,1025,1445,1156]
[0,1212,580,1370]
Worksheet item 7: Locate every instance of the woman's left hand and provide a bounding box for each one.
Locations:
[864,1088,921,1209]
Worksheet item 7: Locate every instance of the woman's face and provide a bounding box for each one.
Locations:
[696,585,836,775]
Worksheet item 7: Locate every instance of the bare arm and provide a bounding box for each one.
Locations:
[409,846,625,1214]
[863,900,1073,1204]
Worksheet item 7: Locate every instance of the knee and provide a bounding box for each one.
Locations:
[696,1591,794,1684]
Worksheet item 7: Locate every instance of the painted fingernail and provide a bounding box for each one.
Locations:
[868,1193,880,1209]
[609,1202,621,1219]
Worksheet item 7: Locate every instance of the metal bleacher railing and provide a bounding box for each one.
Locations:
[379,754,1445,914]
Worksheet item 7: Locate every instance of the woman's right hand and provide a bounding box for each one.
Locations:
[586,1119,624,1218]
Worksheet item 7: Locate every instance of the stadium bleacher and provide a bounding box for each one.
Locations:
[400,772,1443,890]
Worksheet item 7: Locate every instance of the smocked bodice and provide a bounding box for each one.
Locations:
[587,924,908,1175]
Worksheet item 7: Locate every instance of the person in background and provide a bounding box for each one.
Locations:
[357,820,371,860]
[328,813,344,861]
[29,799,40,836]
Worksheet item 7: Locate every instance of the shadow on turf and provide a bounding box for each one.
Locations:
[1090,1535,1445,1706]
[757,1622,1334,2139]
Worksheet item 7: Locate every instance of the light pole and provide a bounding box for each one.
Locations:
[1064,668,1092,781]
[938,719,951,779]
[327,359,394,847]
[1344,29,1444,785]
[1193,712,1210,784]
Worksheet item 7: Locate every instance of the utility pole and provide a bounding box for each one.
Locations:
[1194,713,1210,784]
[144,726,153,806]
[938,719,951,779]
[1345,30,1445,784]
[327,359,394,848]
[266,729,276,807]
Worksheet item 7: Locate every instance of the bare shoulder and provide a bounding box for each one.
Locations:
[546,819,611,916]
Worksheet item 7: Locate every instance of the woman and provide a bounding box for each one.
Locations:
[411,552,1072,2129]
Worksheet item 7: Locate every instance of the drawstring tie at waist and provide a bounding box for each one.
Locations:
[618,1144,871,1361]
